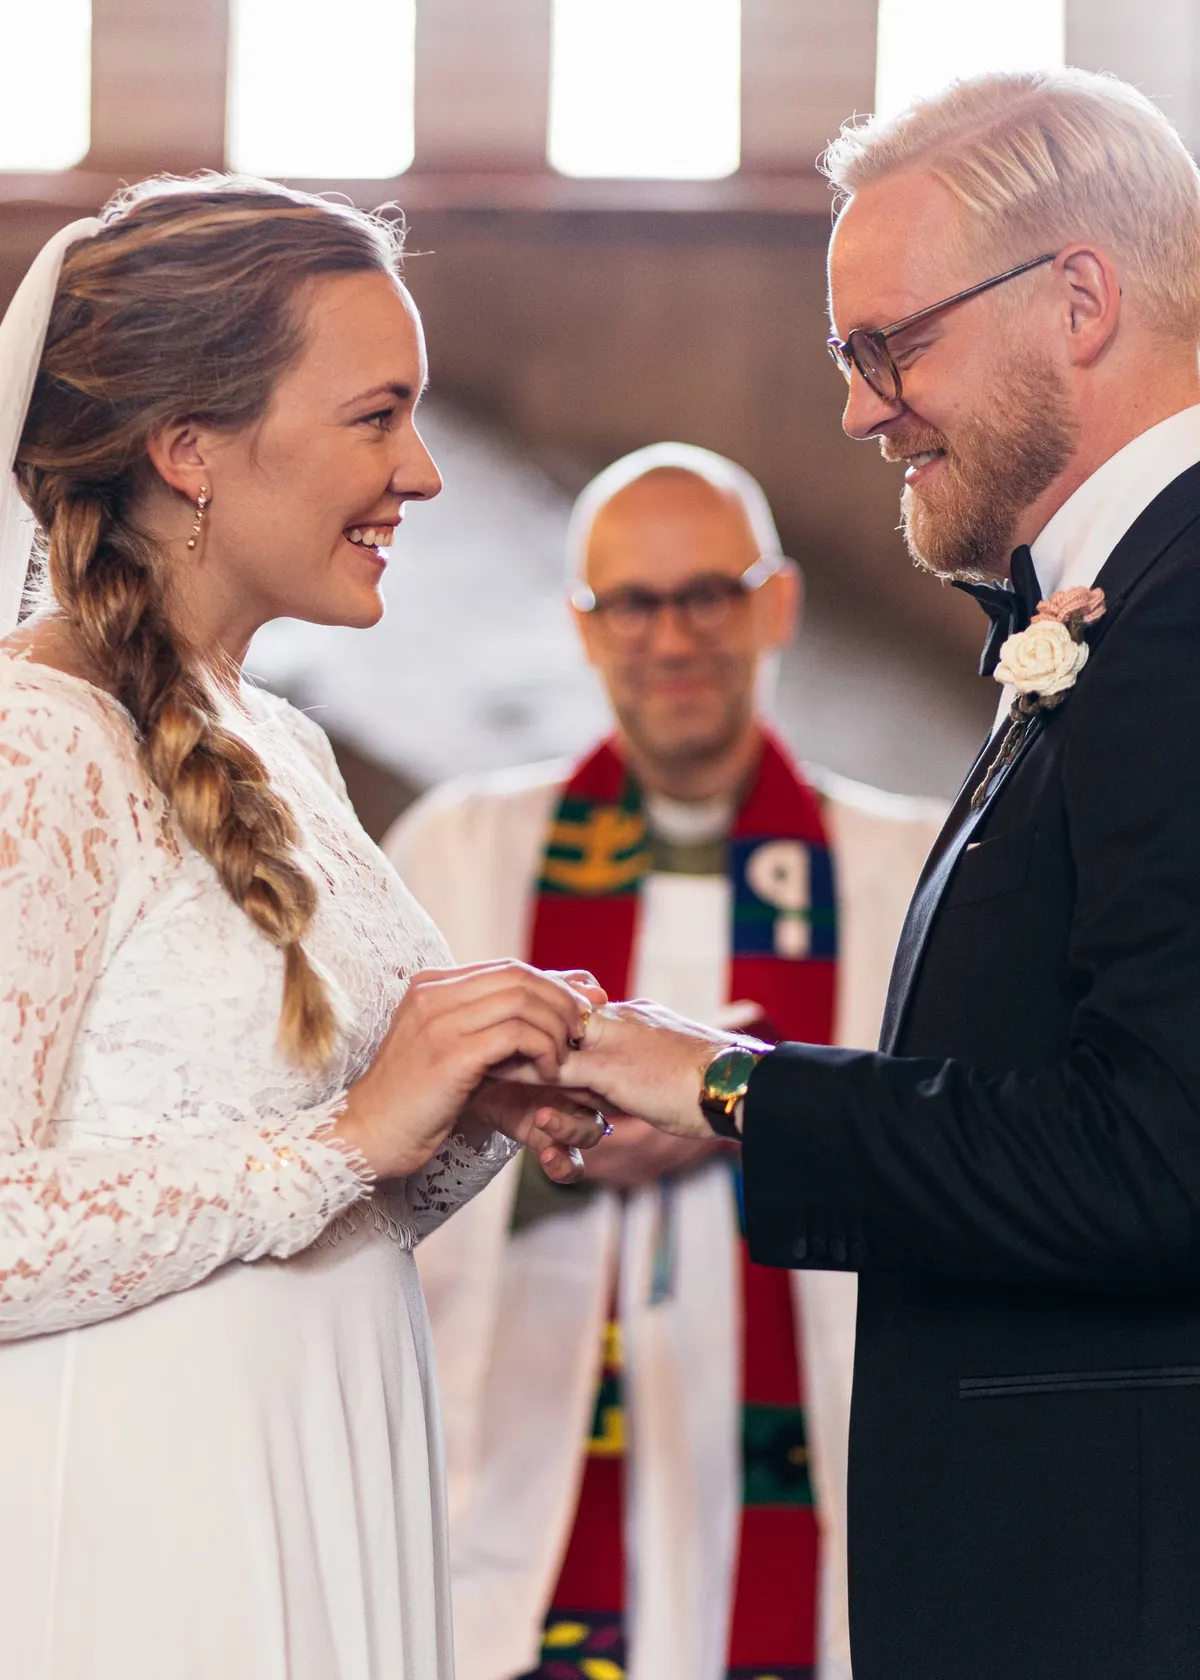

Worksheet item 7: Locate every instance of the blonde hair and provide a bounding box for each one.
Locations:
[822,68,1200,342]
[16,173,406,1066]
[566,442,782,580]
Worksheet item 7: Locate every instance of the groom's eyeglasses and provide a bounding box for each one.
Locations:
[570,553,786,644]
[827,251,1058,403]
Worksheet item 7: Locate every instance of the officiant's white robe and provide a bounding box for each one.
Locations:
[385,761,943,1680]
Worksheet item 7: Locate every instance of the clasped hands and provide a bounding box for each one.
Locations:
[336,960,607,1183]
[498,997,739,1153]
[335,959,739,1188]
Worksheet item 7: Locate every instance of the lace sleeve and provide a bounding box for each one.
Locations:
[258,691,518,1244]
[404,1130,521,1243]
[0,692,371,1341]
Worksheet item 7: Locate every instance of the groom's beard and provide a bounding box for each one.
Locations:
[885,350,1078,581]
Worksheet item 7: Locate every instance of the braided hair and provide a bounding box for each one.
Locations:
[16,174,405,1065]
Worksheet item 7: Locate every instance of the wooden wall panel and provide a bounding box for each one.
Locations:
[1068,0,1200,155]
[415,0,552,170]
[741,0,878,174]
[88,0,229,173]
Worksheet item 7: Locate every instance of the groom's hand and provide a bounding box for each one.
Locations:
[558,1001,741,1140]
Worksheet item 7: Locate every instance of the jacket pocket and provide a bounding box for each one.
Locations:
[960,1365,1200,1398]
[947,819,1035,906]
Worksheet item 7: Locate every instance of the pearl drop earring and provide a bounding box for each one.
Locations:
[186,486,210,551]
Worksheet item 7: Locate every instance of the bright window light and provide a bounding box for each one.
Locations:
[875,0,1065,120]
[0,1,91,172]
[549,0,741,180]
[228,0,415,178]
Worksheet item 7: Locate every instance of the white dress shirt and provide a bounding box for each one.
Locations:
[993,402,1200,725]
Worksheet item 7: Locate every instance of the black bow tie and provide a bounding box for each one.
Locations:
[952,546,1043,677]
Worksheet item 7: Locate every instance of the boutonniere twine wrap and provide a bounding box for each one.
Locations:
[972,586,1106,809]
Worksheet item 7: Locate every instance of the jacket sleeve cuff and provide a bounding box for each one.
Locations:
[742,1043,873,1272]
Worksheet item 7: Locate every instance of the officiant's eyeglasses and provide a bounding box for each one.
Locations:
[570,553,786,643]
[827,252,1057,403]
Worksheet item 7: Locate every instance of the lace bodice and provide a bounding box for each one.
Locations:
[0,651,516,1341]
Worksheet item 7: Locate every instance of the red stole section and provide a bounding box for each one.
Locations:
[730,1249,820,1666]
[529,734,837,1672]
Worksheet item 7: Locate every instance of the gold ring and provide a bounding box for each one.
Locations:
[568,1004,593,1053]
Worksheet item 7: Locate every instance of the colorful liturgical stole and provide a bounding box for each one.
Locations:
[527,734,837,1680]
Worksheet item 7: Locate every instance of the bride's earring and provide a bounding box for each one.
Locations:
[186,486,210,552]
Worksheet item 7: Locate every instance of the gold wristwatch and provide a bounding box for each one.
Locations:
[700,1041,769,1140]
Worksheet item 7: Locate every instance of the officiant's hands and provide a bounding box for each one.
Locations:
[336,962,608,1179]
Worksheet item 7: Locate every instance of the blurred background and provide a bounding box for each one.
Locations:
[2,0,1197,834]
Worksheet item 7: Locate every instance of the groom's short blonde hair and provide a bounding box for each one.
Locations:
[822,68,1200,343]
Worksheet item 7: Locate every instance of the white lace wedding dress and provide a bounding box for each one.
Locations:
[0,649,517,1680]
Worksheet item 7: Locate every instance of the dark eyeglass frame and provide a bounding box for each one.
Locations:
[827,251,1058,403]
[570,552,786,638]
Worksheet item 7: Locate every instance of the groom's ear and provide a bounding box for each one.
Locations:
[1055,244,1122,367]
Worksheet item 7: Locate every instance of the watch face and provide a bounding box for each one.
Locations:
[706,1046,760,1100]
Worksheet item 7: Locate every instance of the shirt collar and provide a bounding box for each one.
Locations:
[1030,402,1200,599]
[643,789,734,845]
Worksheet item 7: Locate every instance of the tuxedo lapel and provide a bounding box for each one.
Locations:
[880,460,1200,1055]
[878,718,1032,1052]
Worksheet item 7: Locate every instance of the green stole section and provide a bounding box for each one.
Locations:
[509,825,736,1233]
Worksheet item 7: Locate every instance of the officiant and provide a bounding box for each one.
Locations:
[387,442,943,1680]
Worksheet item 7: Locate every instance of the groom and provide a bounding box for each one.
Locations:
[551,68,1200,1680]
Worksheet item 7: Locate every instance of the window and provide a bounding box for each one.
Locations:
[0,1,91,171]
[549,0,741,180]
[227,0,416,178]
[875,0,1065,120]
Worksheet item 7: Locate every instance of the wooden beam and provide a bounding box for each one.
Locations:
[415,0,552,171]
[87,0,229,174]
[741,0,878,174]
[1067,0,1199,155]
[0,167,835,216]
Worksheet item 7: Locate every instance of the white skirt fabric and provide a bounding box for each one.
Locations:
[0,1224,452,1680]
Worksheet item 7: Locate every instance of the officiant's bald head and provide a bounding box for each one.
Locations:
[824,69,1200,581]
[564,444,800,799]
[565,443,782,584]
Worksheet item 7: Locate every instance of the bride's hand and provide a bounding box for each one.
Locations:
[334,963,606,1178]
[460,1077,614,1184]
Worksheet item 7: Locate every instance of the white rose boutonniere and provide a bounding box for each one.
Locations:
[995,618,1089,696]
[973,585,1106,809]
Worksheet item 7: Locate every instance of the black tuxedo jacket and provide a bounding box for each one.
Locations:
[742,463,1200,1680]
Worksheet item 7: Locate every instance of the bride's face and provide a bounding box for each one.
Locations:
[190,269,441,641]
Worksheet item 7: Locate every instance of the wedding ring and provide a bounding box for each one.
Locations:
[568,1004,593,1053]
[595,1111,613,1137]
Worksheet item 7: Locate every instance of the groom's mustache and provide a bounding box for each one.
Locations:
[879,426,951,466]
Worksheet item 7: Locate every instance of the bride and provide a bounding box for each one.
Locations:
[0,173,607,1679]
